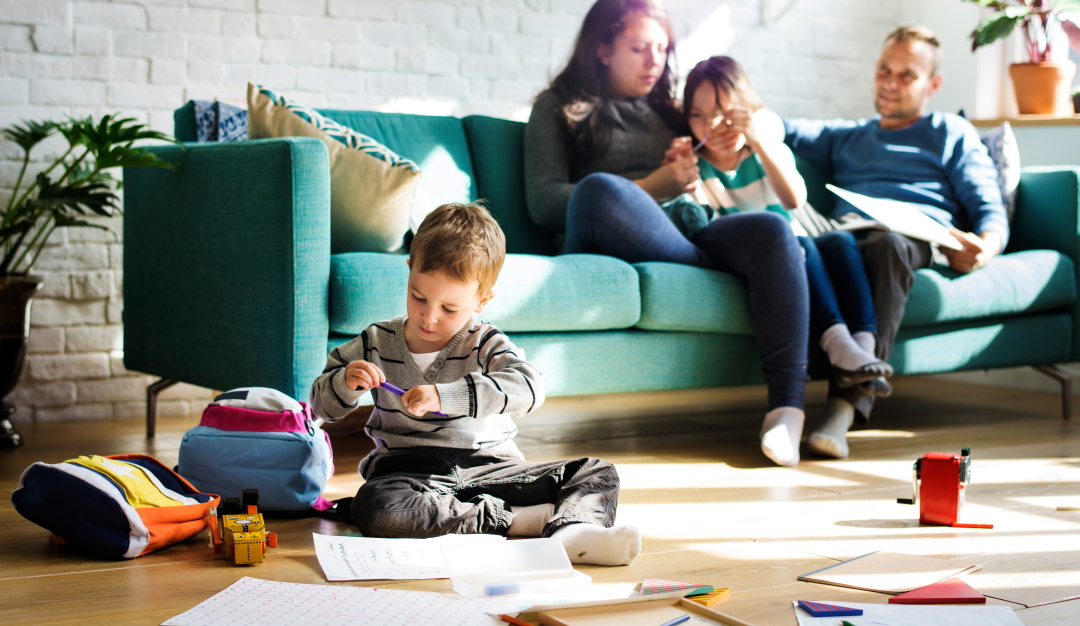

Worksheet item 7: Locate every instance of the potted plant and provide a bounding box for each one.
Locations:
[1073,85,1080,112]
[0,116,172,447]
[967,0,1080,114]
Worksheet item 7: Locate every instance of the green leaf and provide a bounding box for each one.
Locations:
[0,221,33,240]
[971,8,1030,50]
[52,213,117,239]
[29,173,119,217]
[2,120,56,152]
[962,0,1010,8]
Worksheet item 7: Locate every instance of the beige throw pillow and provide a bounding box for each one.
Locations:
[246,83,421,253]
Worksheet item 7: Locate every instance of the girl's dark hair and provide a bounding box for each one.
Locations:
[682,56,765,139]
[542,0,682,164]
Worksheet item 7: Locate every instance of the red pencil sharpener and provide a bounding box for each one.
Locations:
[896,447,993,529]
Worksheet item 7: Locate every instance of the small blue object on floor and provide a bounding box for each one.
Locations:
[656,615,690,626]
[797,600,864,617]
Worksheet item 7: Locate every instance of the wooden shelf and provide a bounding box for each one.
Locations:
[971,114,1080,127]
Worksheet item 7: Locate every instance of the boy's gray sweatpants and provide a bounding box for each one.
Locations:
[351,447,620,538]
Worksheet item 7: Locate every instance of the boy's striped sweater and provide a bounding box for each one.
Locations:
[310,315,545,477]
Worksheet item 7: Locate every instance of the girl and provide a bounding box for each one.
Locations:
[681,56,892,420]
[525,0,812,466]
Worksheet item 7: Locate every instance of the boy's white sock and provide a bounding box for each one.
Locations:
[551,523,641,566]
[852,330,876,356]
[507,503,555,537]
[806,397,856,459]
[760,406,805,467]
[821,324,880,371]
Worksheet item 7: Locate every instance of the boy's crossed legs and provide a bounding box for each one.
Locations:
[351,448,641,566]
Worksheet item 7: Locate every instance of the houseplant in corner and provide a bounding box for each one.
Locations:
[967,0,1080,114]
[0,116,172,447]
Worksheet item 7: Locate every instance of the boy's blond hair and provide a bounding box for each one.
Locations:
[410,202,506,293]
[884,25,942,75]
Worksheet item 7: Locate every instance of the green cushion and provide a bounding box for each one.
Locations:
[795,155,834,215]
[173,101,196,142]
[329,252,640,335]
[635,262,753,335]
[317,109,475,208]
[902,250,1075,327]
[637,250,1075,335]
[462,115,557,256]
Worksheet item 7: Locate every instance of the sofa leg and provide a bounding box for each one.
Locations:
[147,378,179,437]
[1033,365,1071,420]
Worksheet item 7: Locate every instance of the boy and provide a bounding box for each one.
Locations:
[310,202,640,566]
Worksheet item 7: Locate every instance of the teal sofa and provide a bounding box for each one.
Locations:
[123,105,1080,433]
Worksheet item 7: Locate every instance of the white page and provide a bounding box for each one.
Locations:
[792,600,1025,626]
[313,532,505,581]
[827,184,964,250]
[162,577,523,626]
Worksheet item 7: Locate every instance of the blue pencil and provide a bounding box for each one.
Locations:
[656,615,690,626]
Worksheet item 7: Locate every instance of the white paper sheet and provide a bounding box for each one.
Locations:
[826,184,964,250]
[312,532,504,581]
[792,600,1025,626]
[162,577,523,626]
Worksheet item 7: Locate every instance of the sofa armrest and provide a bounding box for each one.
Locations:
[123,137,331,401]
[1007,165,1080,360]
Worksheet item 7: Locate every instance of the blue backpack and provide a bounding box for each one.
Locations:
[178,388,334,511]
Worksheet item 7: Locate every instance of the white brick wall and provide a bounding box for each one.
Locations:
[0,0,906,422]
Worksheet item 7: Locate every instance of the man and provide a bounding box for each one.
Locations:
[785,25,1008,458]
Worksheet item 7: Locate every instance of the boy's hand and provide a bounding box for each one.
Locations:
[403,385,441,416]
[345,360,385,392]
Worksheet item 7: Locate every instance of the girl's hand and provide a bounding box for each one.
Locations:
[722,107,759,149]
[345,360,385,392]
[403,385,441,416]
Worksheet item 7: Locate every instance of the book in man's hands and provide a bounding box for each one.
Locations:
[827,184,964,250]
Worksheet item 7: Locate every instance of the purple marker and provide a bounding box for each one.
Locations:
[380,382,449,417]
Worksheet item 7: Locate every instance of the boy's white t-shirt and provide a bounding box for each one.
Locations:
[409,350,440,376]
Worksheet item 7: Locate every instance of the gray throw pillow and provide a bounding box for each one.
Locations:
[980,121,1021,223]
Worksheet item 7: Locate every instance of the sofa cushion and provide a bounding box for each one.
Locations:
[330,253,640,335]
[634,249,1075,334]
[318,109,476,210]
[462,115,557,256]
[247,84,420,253]
[901,249,1075,327]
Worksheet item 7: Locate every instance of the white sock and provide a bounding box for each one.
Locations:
[760,406,805,467]
[852,331,876,356]
[821,324,879,371]
[507,503,555,537]
[806,398,855,459]
[551,523,641,566]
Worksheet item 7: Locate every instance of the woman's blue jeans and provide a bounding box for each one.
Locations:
[565,173,809,410]
[800,232,877,339]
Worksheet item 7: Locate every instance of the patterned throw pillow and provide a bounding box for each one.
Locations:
[246,83,421,253]
[980,121,1021,223]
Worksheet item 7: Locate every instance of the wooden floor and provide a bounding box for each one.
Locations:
[2,376,1079,625]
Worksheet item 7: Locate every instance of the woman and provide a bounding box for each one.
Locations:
[524,0,811,466]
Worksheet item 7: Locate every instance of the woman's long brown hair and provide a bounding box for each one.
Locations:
[542,0,683,164]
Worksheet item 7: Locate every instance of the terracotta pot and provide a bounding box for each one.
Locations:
[0,276,43,448]
[1009,61,1077,115]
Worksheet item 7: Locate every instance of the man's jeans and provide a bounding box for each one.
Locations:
[351,447,620,538]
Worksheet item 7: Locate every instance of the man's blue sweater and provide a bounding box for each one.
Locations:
[784,112,1009,246]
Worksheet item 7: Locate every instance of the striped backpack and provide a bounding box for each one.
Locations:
[12,454,219,559]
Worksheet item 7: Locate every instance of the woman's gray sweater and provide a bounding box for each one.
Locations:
[523,90,678,232]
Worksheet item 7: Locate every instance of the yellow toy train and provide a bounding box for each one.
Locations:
[209,489,278,565]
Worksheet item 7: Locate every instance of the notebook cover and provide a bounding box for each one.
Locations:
[888,578,986,604]
[798,552,981,594]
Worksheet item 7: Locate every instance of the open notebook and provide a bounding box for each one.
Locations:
[798,551,981,594]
